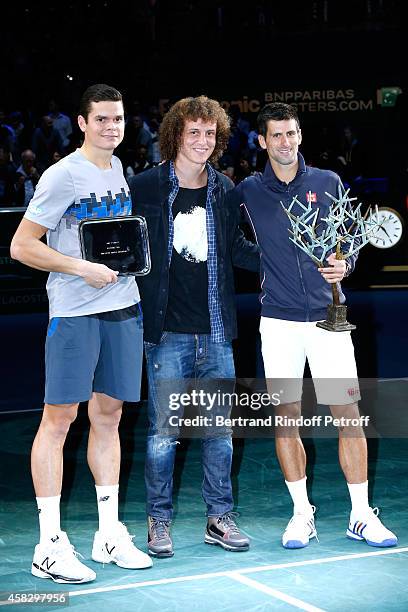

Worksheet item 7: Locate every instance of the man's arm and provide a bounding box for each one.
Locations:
[227,186,259,272]
[231,220,260,272]
[10,218,118,288]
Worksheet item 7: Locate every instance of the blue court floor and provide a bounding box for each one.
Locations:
[0,406,407,611]
[0,292,407,611]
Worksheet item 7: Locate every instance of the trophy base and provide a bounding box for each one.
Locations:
[316,304,356,332]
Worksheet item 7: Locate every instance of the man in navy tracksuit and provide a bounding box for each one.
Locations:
[235,102,397,549]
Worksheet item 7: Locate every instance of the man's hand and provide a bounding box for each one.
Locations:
[78,260,119,288]
[318,253,347,284]
[29,167,40,180]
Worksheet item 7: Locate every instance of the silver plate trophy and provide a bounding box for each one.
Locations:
[79,215,151,276]
[281,188,380,332]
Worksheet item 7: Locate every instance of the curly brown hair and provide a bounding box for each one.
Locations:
[159,96,230,163]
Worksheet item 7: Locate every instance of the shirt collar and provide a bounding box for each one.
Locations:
[169,160,216,190]
[262,152,307,185]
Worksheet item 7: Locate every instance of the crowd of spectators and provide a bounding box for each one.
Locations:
[0,99,372,208]
[0,101,70,208]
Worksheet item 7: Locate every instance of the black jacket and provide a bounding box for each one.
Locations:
[129,161,259,344]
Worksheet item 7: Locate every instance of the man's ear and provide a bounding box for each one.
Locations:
[298,129,302,146]
[78,115,87,133]
[258,134,267,150]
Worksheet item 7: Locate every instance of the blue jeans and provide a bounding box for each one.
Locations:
[144,332,235,520]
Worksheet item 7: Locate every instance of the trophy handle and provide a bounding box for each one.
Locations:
[331,242,344,306]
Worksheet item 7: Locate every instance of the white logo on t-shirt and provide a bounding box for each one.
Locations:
[173,206,207,263]
[27,203,42,215]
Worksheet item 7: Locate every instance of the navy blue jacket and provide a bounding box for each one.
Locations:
[129,161,259,344]
[235,153,358,322]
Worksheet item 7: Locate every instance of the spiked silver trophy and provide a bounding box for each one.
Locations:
[281,188,379,332]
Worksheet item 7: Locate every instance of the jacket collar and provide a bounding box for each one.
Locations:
[158,160,172,189]
[262,152,307,186]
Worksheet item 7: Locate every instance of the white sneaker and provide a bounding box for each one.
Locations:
[282,506,317,549]
[347,507,398,547]
[32,532,96,584]
[92,522,153,569]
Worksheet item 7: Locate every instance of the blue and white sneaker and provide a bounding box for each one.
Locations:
[282,506,317,549]
[347,507,398,547]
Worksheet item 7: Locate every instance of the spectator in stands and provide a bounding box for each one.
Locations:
[125,144,153,179]
[247,125,262,168]
[51,151,62,164]
[234,153,254,184]
[226,116,248,166]
[309,126,337,171]
[48,100,73,152]
[15,149,40,206]
[121,114,153,168]
[32,116,64,173]
[8,111,31,162]
[232,109,250,138]
[0,109,17,158]
[0,145,16,207]
[144,105,162,165]
[221,164,235,182]
[335,125,364,186]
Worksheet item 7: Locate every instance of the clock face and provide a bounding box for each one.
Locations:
[368,207,403,249]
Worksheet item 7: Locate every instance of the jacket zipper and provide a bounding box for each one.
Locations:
[285,184,310,321]
[295,249,310,321]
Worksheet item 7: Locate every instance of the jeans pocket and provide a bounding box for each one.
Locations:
[144,331,168,352]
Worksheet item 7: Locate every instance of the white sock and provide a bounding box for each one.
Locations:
[96,484,119,532]
[36,495,61,544]
[347,481,370,515]
[285,477,312,515]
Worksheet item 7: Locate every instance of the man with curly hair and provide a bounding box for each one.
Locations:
[129,96,259,558]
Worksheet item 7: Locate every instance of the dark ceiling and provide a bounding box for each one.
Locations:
[2,0,406,109]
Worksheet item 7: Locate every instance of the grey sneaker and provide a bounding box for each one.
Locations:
[205,512,250,552]
[147,516,174,558]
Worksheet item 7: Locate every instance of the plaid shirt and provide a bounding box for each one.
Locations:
[167,161,225,342]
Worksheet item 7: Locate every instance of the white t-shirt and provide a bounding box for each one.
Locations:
[25,149,139,318]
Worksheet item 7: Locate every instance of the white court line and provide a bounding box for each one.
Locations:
[377,378,408,382]
[227,572,325,612]
[0,408,42,415]
[67,546,408,599]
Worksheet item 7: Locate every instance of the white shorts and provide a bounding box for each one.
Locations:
[260,316,361,406]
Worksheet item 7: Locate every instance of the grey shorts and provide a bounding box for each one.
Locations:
[44,304,143,405]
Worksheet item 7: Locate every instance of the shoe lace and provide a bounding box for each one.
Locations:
[217,512,240,536]
[367,507,381,524]
[115,522,136,551]
[151,518,170,541]
[56,543,84,563]
[288,506,319,542]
